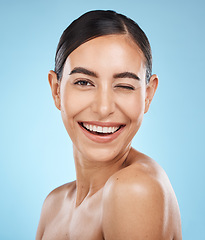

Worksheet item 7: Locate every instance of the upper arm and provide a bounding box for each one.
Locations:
[36,197,49,240]
[102,172,177,240]
[35,188,63,240]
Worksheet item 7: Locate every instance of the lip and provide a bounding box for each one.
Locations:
[80,121,124,127]
[78,121,126,143]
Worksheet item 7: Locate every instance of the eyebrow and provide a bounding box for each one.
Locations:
[69,67,140,81]
[113,72,140,81]
[69,67,98,77]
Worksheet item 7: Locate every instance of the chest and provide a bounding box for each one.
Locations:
[42,197,104,240]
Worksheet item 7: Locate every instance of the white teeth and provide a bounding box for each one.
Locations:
[97,126,103,132]
[93,125,97,132]
[108,127,112,133]
[82,123,120,133]
[103,127,108,133]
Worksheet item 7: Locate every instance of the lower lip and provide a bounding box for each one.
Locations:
[79,124,125,143]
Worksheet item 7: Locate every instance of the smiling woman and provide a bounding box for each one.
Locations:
[36,10,182,240]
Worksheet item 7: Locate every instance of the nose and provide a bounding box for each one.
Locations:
[91,86,115,119]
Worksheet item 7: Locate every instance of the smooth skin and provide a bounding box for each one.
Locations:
[36,34,182,240]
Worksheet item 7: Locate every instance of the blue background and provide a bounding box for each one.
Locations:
[1,0,204,239]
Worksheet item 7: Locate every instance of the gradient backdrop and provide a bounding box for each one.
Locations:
[1,0,204,239]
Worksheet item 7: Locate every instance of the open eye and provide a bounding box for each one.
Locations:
[74,80,94,86]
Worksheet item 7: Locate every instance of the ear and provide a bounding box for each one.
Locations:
[48,70,61,110]
[144,74,158,113]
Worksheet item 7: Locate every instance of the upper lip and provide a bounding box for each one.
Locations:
[78,121,126,127]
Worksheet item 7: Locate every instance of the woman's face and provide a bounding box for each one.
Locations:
[50,35,157,163]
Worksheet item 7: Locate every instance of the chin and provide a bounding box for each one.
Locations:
[74,141,131,164]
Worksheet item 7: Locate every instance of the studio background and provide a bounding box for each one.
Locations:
[1,0,204,239]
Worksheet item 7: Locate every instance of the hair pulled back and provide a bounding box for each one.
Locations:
[55,10,152,84]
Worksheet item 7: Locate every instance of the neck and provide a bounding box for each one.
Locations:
[73,145,131,207]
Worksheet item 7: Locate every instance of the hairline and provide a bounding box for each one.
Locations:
[57,33,148,83]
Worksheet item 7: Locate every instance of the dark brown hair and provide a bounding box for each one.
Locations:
[55,10,152,84]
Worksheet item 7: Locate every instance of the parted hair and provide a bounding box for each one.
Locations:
[55,10,152,84]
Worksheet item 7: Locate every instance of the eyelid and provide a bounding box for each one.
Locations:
[73,78,95,86]
[115,84,135,90]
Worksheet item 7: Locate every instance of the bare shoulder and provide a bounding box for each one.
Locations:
[102,148,182,240]
[36,181,76,240]
[43,181,76,214]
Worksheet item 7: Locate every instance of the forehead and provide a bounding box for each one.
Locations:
[63,34,146,79]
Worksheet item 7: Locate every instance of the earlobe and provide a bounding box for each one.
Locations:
[144,99,150,114]
[144,74,158,114]
[48,70,61,110]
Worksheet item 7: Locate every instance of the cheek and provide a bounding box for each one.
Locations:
[118,92,145,123]
[61,93,81,118]
[60,88,93,128]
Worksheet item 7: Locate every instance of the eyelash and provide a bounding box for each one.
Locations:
[74,80,94,86]
[74,80,135,90]
[115,85,135,90]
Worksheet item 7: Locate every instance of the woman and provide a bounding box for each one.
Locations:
[36,10,182,240]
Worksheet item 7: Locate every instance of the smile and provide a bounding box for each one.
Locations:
[81,122,122,135]
[78,121,126,143]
